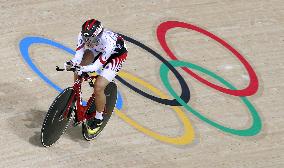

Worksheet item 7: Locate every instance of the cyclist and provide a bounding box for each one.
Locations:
[64,19,127,134]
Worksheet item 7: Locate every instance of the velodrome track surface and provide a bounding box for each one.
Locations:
[0,0,283,167]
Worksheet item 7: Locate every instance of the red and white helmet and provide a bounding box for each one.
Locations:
[81,19,103,43]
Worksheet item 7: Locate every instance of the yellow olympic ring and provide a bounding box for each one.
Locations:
[114,71,195,145]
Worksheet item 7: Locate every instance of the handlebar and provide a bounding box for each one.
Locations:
[55,66,98,82]
[56,66,65,71]
[56,66,79,72]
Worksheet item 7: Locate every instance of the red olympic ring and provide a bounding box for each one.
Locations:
[157,21,259,96]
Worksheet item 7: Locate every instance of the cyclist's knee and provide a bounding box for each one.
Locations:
[94,81,106,94]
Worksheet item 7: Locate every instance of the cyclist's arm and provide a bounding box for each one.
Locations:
[71,33,85,65]
[81,50,111,72]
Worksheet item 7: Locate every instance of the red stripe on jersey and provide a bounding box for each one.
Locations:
[99,55,107,64]
[76,43,85,51]
[114,58,119,67]
[119,52,127,60]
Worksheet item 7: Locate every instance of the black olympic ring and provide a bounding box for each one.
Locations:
[116,34,191,106]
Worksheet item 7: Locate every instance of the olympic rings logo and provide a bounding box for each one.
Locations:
[19,20,261,145]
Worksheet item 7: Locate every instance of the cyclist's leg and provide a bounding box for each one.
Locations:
[93,76,109,113]
[87,52,127,133]
[94,52,128,114]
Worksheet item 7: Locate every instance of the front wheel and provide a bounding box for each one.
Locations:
[41,87,75,147]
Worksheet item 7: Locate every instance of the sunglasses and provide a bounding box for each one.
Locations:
[82,33,98,44]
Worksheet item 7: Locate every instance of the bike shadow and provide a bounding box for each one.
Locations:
[26,109,88,147]
[9,109,85,147]
[23,109,45,147]
[65,124,86,143]
[5,108,45,147]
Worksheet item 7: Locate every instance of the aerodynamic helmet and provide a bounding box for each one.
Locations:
[81,19,103,44]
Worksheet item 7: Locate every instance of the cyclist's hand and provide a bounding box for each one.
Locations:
[76,66,89,77]
[64,61,73,70]
[76,65,84,76]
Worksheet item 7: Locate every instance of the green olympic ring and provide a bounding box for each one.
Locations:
[160,60,262,136]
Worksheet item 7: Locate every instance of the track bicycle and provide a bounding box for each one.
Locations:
[41,66,117,147]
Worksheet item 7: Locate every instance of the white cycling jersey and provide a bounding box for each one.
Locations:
[71,29,127,73]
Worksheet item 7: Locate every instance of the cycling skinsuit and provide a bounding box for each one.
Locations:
[71,29,127,82]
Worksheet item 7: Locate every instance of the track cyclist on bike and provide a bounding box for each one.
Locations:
[64,19,127,135]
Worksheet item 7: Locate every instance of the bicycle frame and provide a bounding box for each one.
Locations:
[63,74,98,124]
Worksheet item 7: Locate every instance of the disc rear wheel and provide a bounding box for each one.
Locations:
[82,82,117,141]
